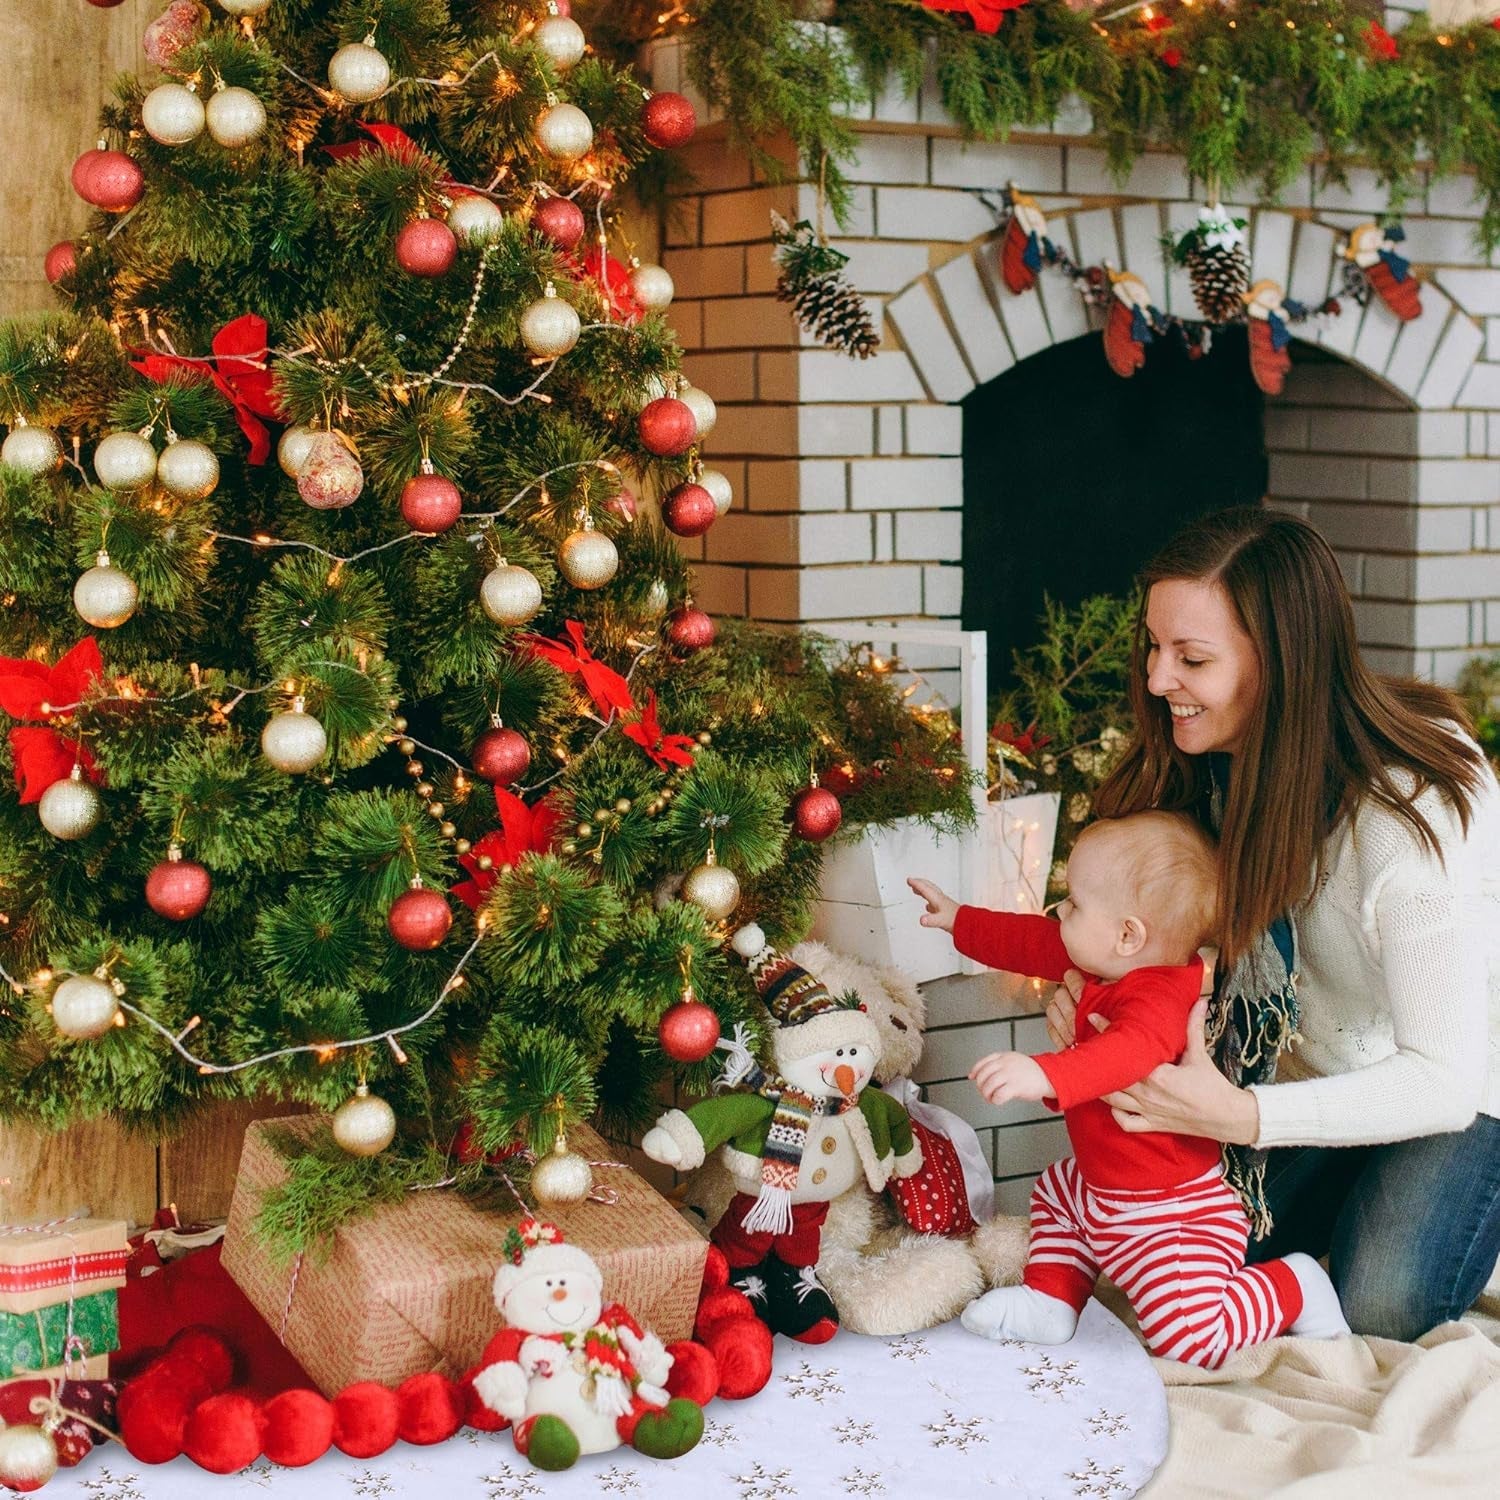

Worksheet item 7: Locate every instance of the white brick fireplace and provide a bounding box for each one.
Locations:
[650,40,1500,688]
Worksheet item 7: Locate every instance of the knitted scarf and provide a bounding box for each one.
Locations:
[1205,756,1301,1238]
[530,1319,638,1418]
[716,1033,850,1237]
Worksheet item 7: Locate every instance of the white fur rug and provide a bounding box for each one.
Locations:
[46,1302,1168,1499]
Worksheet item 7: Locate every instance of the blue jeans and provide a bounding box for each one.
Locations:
[1243,1112,1500,1341]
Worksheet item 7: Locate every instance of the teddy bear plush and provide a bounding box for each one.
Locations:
[681,939,1030,1336]
[470,1219,705,1472]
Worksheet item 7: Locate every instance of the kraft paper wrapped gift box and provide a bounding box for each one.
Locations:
[0,1216,129,1316]
[222,1116,708,1395]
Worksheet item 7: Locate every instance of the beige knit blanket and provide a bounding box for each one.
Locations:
[1125,1284,1500,1498]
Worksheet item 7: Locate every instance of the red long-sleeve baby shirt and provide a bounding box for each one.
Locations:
[951,907,1218,1191]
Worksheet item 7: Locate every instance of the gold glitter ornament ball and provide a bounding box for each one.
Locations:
[1,424,63,476]
[50,973,120,1040]
[558,526,618,590]
[94,430,158,492]
[205,87,266,149]
[628,262,675,312]
[157,438,220,499]
[480,563,544,625]
[332,1084,398,1157]
[328,41,391,102]
[73,552,139,629]
[531,1135,594,1207]
[534,14,586,70]
[141,81,205,145]
[678,384,718,438]
[38,774,102,840]
[261,707,328,773]
[534,101,593,161]
[0,1423,59,1492]
[277,423,319,478]
[520,286,582,358]
[682,856,740,920]
[699,467,734,517]
[447,195,505,244]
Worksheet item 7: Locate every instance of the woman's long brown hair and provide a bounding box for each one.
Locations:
[1094,506,1487,965]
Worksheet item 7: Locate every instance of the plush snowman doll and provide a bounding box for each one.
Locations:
[471,1219,704,1472]
[642,925,922,1343]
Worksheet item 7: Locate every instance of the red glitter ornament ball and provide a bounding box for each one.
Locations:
[658,998,721,1063]
[395,218,458,277]
[661,481,717,538]
[471,726,531,784]
[44,241,76,283]
[666,604,716,654]
[637,397,697,456]
[400,473,462,533]
[144,1,205,70]
[145,857,213,920]
[387,886,453,951]
[531,195,586,251]
[72,149,144,212]
[790,784,843,842]
[87,0,127,7]
[642,91,697,150]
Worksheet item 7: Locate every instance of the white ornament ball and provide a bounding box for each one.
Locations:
[277,423,319,478]
[678,384,717,438]
[156,438,220,499]
[480,563,544,625]
[682,858,740,921]
[74,554,139,629]
[447,195,504,244]
[1,425,63,477]
[50,974,120,1041]
[332,1084,397,1156]
[297,431,364,509]
[38,776,102,841]
[218,0,272,14]
[534,101,593,161]
[261,708,328,773]
[643,578,670,618]
[629,263,675,312]
[535,15,587,71]
[558,527,618,590]
[94,430,158,492]
[531,1137,594,1207]
[328,41,391,103]
[206,87,267,148]
[520,289,581,358]
[142,82,206,146]
[0,1422,59,1490]
[731,922,766,960]
[699,466,733,517]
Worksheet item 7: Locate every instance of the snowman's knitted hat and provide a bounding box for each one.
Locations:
[731,924,880,1065]
[491,1217,602,1311]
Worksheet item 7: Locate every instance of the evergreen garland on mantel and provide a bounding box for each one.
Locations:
[620,0,1500,249]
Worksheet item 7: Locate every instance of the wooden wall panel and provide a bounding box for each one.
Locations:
[0,1117,158,1226]
[2,0,158,320]
[159,1098,312,1224]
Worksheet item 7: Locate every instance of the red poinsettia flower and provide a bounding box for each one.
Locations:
[1364,22,1399,61]
[620,691,696,772]
[517,621,635,719]
[321,120,426,164]
[992,720,1052,758]
[452,787,562,910]
[1162,47,1182,69]
[0,638,105,802]
[577,248,644,323]
[131,314,284,465]
[920,0,1030,34]
[1143,11,1173,34]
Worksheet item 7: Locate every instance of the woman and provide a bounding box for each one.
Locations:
[1046,506,1500,1342]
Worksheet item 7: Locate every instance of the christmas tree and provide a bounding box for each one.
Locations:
[0,0,970,1245]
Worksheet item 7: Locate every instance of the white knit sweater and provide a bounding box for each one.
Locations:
[1249,758,1500,1149]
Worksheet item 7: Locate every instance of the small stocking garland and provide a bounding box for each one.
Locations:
[769,212,879,360]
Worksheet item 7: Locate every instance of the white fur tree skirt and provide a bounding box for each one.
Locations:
[48,1303,1166,1499]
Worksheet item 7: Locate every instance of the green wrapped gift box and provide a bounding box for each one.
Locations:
[0,1289,118,1378]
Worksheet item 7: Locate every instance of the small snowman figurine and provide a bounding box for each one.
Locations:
[471,1218,704,1472]
[643,924,922,1343]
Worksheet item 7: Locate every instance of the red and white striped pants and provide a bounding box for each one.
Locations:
[1023,1157,1304,1369]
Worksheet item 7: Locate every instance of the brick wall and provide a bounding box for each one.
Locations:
[649,34,1500,687]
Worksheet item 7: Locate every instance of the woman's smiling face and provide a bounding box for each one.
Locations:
[1144,578,1262,757]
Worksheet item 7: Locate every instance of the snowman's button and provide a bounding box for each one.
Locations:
[812,1167,827,1185]
[821,1136,837,1154]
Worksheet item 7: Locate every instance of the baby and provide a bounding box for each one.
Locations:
[908,810,1349,1368]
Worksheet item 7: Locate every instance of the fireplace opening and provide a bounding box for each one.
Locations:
[961,326,1270,693]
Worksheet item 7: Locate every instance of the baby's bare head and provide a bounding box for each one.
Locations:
[1070,811,1219,965]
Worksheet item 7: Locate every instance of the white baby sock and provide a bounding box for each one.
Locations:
[1283,1252,1352,1339]
[961,1285,1080,1345]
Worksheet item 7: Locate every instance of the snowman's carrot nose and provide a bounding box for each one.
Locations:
[834,1064,856,1097]
[551,1286,568,1301]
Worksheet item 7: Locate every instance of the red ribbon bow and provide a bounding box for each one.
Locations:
[518,621,635,719]
[577,249,644,323]
[992,720,1052,758]
[0,638,105,802]
[620,691,696,772]
[131,314,284,466]
[919,0,1029,34]
[453,788,562,910]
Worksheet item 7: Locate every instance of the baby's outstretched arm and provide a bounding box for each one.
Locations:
[907,876,959,932]
[970,1050,1051,1106]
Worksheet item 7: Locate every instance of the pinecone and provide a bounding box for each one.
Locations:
[1186,242,1251,325]
[777,270,880,359]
